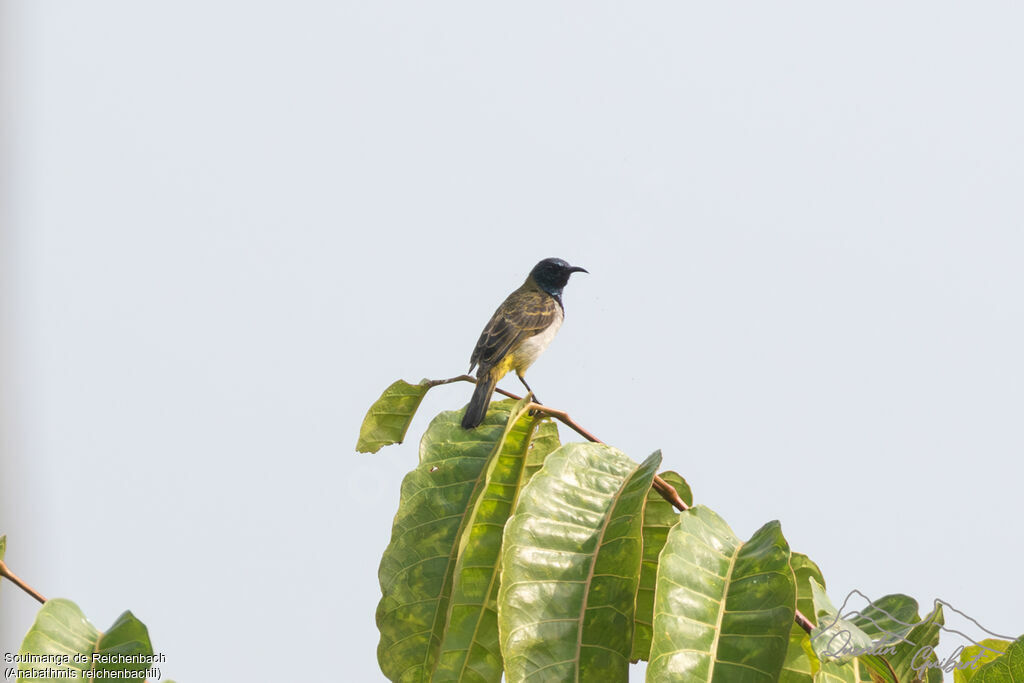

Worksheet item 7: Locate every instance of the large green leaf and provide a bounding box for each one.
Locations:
[498,444,661,682]
[972,635,1024,683]
[432,401,560,681]
[632,469,691,662]
[647,506,796,682]
[357,379,432,453]
[956,639,1013,683]
[376,399,552,681]
[16,599,153,682]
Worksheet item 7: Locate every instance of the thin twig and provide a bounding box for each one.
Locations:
[524,402,603,444]
[525,401,691,512]
[795,610,815,634]
[439,374,815,634]
[0,559,47,604]
[426,374,520,400]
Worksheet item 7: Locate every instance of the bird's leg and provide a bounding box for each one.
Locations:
[516,372,541,406]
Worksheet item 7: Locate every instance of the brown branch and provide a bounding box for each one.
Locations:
[425,374,521,400]
[525,401,691,513]
[794,609,815,634]
[436,374,815,634]
[0,558,47,604]
[524,402,602,444]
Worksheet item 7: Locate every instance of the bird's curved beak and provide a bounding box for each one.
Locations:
[569,266,589,274]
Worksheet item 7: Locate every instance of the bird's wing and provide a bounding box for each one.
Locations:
[469,288,560,371]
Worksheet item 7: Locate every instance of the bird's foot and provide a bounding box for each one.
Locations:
[527,394,543,416]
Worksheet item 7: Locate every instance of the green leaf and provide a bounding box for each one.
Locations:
[814,658,864,683]
[780,633,816,683]
[524,415,562,480]
[956,638,1013,683]
[498,444,661,682]
[853,595,924,682]
[792,553,825,623]
[972,635,1024,683]
[17,599,153,682]
[376,399,544,681]
[780,553,826,683]
[1,534,6,562]
[647,506,796,682]
[892,603,945,682]
[809,580,876,665]
[433,400,560,682]
[632,469,691,662]
[786,569,868,683]
[357,379,432,453]
[859,604,944,683]
[850,593,919,645]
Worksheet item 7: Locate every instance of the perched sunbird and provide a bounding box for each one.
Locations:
[462,258,588,429]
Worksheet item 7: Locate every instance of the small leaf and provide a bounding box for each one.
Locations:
[850,594,919,645]
[791,552,825,621]
[847,594,921,683]
[356,379,431,453]
[524,416,562,479]
[886,603,944,682]
[809,579,876,665]
[17,599,153,682]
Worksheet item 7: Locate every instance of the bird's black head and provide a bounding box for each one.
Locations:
[528,257,588,298]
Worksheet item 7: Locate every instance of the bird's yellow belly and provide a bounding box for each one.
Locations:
[507,309,563,375]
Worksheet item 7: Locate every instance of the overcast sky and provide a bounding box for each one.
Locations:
[2,2,1022,680]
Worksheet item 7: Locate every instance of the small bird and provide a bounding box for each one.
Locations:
[462,257,588,429]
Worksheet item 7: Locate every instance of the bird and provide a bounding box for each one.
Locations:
[461,257,588,429]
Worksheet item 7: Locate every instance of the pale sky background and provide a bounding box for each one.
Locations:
[2,2,1022,681]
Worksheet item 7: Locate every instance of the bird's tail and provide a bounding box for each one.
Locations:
[462,369,498,429]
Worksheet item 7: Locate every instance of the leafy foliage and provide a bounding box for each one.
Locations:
[359,378,1019,682]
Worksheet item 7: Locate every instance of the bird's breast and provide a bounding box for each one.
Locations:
[511,307,563,373]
